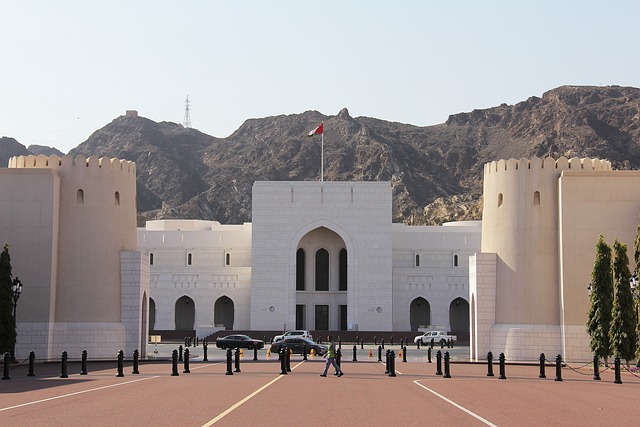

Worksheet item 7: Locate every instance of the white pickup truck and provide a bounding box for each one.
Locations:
[414,330,457,346]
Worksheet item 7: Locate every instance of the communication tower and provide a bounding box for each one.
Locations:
[183,95,192,128]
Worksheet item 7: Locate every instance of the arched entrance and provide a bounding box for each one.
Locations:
[214,296,234,330]
[449,297,470,341]
[296,227,348,331]
[149,298,156,332]
[175,295,195,331]
[141,292,148,353]
[410,297,430,331]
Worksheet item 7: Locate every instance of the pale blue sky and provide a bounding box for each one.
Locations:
[2,0,639,154]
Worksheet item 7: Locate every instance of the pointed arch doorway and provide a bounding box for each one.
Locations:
[214,296,234,330]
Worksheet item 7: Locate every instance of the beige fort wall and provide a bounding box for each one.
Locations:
[473,156,636,362]
[4,154,146,359]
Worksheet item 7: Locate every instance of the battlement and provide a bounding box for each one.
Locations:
[484,156,611,176]
[9,154,136,175]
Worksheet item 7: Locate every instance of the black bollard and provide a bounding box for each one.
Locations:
[416,339,420,350]
[436,350,443,375]
[279,348,287,375]
[390,336,394,346]
[2,352,10,380]
[183,348,191,373]
[554,354,563,382]
[431,338,435,349]
[179,345,183,362]
[405,337,408,348]
[385,350,390,374]
[381,338,385,349]
[61,351,69,378]
[285,347,291,372]
[254,345,259,361]
[388,350,396,377]
[226,348,233,375]
[378,345,382,362]
[402,346,407,362]
[400,338,404,348]
[353,345,357,362]
[538,353,546,378]
[361,338,364,350]
[81,349,88,375]
[614,356,622,384]
[427,346,432,363]
[203,343,208,362]
[132,349,140,374]
[28,351,35,376]
[234,348,241,373]
[196,337,199,347]
[487,351,494,376]
[185,337,188,347]
[593,354,600,381]
[440,339,445,349]
[303,344,308,361]
[444,351,451,378]
[374,336,377,346]
[498,352,506,379]
[338,337,342,349]
[171,349,179,376]
[336,348,341,369]
[116,350,124,377]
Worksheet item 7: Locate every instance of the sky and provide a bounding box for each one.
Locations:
[2,0,640,154]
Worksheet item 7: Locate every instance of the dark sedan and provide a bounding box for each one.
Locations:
[215,334,265,350]
[269,337,327,356]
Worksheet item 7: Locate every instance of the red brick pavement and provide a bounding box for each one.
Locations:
[1,356,638,426]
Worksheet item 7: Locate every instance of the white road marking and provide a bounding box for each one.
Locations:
[414,380,498,427]
[201,361,305,426]
[0,376,160,412]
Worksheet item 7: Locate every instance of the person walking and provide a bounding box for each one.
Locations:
[320,335,343,377]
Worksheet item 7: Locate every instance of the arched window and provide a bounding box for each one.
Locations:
[498,193,503,207]
[533,191,540,205]
[77,189,84,204]
[187,253,192,266]
[454,254,459,267]
[339,248,347,291]
[296,248,305,291]
[315,249,329,291]
[149,253,154,266]
[114,191,120,205]
[415,254,420,267]
[225,253,230,266]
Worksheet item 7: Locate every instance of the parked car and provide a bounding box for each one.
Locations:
[413,331,457,346]
[272,330,313,343]
[215,334,265,350]
[270,337,327,356]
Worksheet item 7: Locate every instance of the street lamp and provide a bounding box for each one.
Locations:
[10,277,22,361]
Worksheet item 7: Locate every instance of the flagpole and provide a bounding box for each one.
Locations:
[321,131,324,183]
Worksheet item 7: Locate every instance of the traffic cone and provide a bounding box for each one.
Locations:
[311,349,316,357]
[369,349,373,358]
[240,349,244,357]
[398,349,402,358]
[266,348,271,357]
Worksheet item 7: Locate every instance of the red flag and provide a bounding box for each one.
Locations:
[308,122,324,137]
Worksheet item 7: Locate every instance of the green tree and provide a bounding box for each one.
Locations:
[0,243,16,355]
[610,240,637,366]
[634,220,640,361]
[587,235,614,363]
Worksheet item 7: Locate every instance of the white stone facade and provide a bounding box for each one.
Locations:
[137,181,481,336]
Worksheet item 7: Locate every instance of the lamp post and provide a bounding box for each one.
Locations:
[10,277,23,361]
[630,271,638,323]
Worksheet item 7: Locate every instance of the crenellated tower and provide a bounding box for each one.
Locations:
[6,154,146,359]
[481,156,611,325]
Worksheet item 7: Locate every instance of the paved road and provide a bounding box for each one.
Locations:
[2,349,637,426]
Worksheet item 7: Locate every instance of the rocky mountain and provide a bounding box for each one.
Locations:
[3,85,640,226]
[27,145,64,157]
[0,137,30,168]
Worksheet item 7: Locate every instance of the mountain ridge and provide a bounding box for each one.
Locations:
[2,85,639,226]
